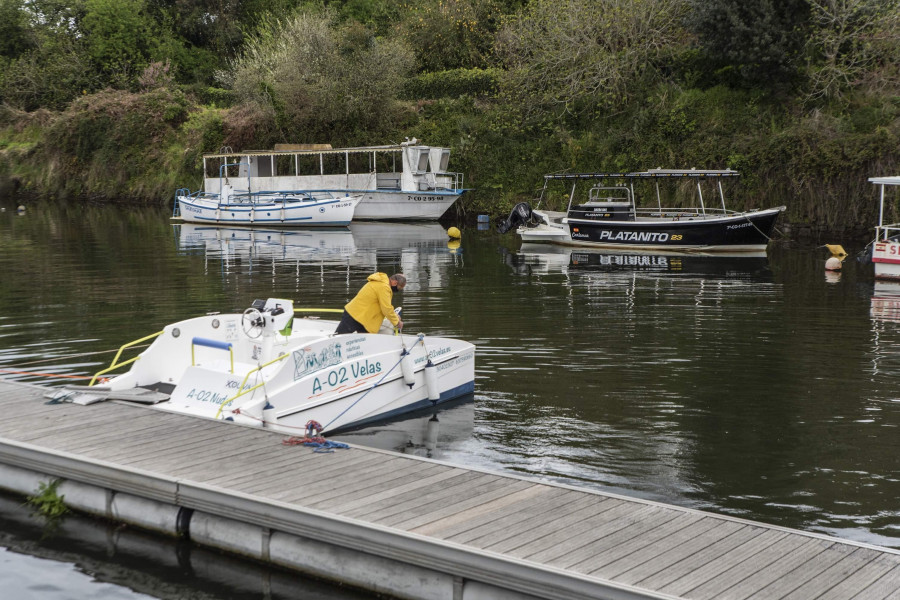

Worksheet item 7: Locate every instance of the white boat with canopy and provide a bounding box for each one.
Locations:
[176,139,467,221]
[870,176,900,280]
[60,299,475,434]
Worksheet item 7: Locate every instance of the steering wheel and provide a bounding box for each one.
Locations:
[242,308,264,338]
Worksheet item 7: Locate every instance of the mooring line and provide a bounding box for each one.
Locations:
[0,368,93,380]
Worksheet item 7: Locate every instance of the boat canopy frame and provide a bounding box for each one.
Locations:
[537,169,741,218]
[201,144,463,193]
[870,176,900,242]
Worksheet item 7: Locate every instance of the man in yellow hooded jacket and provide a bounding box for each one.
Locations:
[334,272,406,334]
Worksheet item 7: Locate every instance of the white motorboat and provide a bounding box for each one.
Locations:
[870,176,900,280]
[72,298,475,434]
[498,169,785,252]
[174,183,360,227]
[179,139,467,221]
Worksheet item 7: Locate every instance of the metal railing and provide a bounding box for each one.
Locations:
[89,331,164,386]
[214,353,291,419]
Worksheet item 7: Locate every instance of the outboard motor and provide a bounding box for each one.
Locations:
[496,202,533,234]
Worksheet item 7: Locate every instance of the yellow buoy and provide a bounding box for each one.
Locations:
[825,244,847,258]
[447,226,461,239]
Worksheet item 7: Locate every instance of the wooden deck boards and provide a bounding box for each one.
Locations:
[1,380,899,600]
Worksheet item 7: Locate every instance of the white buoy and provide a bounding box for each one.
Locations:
[400,349,415,386]
[424,360,439,401]
[825,257,842,271]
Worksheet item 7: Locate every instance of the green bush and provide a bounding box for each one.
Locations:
[402,68,500,100]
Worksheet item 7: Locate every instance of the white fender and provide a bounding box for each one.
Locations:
[400,349,415,386]
[424,360,439,401]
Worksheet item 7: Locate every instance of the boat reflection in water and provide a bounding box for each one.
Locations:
[176,221,458,286]
[332,395,475,459]
[871,281,900,323]
[178,223,357,263]
[511,243,772,280]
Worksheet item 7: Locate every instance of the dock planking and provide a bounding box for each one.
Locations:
[1,380,899,600]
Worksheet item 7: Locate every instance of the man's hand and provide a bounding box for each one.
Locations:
[396,319,403,330]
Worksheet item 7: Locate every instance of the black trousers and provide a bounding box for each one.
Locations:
[334,310,367,334]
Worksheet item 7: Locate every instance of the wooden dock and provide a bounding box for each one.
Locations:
[0,379,898,600]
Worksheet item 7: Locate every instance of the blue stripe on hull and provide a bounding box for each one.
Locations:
[330,380,476,433]
[184,216,352,226]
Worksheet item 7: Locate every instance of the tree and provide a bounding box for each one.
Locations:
[0,0,34,58]
[686,0,810,88]
[224,8,414,141]
[804,0,900,104]
[398,0,503,72]
[495,0,691,118]
[0,0,98,110]
[82,0,159,84]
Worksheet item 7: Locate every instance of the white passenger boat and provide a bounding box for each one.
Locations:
[870,176,900,280]
[71,298,475,434]
[178,139,467,221]
[175,183,360,227]
[498,169,785,252]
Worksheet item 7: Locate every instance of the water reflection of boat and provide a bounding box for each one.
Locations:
[512,244,771,279]
[178,223,357,263]
[177,222,455,274]
[871,281,900,322]
[332,395,475,459]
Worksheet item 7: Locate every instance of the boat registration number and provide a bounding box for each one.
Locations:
[310,359,383,395]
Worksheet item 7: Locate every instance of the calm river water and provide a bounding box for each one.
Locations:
[1,200,899,598]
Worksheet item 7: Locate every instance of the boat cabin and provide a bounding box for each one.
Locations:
[202,142,462,196]
[568,186,635,221]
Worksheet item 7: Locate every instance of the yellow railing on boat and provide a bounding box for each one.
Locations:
[215,353,291,419]
[294,308,343,314]
[89,331,164,386]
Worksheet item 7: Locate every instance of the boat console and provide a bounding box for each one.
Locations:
[568,202,635,221]
[242,298,294,339]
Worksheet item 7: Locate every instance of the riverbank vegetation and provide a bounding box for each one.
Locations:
[1,0,899,233]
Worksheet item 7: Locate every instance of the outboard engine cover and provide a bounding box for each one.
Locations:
[496,202,533,234]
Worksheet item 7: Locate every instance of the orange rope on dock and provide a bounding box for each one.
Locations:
[0,368,93,380]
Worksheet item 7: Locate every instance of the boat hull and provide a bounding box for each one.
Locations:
[176,195,359,227]
[350,189,463,220]
[873,241,900,280]
[520,207,784,252]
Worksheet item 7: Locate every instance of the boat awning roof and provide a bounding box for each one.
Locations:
[869,176,900,186]
[544,169,740,180]
[202,145,430,159]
